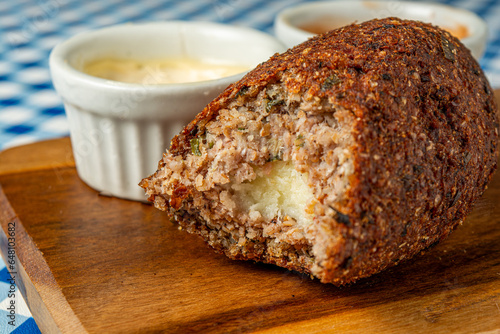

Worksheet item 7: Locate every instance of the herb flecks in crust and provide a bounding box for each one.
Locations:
[140,18,498,285]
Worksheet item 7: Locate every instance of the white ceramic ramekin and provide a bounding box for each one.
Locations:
[274,1,487,59]
[50,21,285,202]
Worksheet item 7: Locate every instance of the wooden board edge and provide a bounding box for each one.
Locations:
[0,186,88,334]
[0,137,75,176]
[0,91,497,333]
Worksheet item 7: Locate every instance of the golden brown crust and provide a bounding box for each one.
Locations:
[142,18,498,285]
[317,18,498,284]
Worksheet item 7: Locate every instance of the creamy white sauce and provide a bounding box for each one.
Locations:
[83,58,249,84]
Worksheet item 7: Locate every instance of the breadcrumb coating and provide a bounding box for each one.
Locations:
[141,18,498,285]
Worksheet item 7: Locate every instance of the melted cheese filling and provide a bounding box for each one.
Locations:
[231,161,314,227]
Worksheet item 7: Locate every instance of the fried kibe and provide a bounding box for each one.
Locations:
[140,18,498,285]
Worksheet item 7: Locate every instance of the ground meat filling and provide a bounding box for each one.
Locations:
[151,83,355,271]
[142,18,498,285]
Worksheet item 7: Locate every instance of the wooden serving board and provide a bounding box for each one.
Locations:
[2,92,500,333]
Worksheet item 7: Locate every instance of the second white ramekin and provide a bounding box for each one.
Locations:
[274,1,487,59]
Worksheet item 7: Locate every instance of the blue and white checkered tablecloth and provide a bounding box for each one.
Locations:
[1,0,500,332]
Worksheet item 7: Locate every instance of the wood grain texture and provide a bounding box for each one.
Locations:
[0,94,500,333]
[0,137,74,175]
[0,193,86,334]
